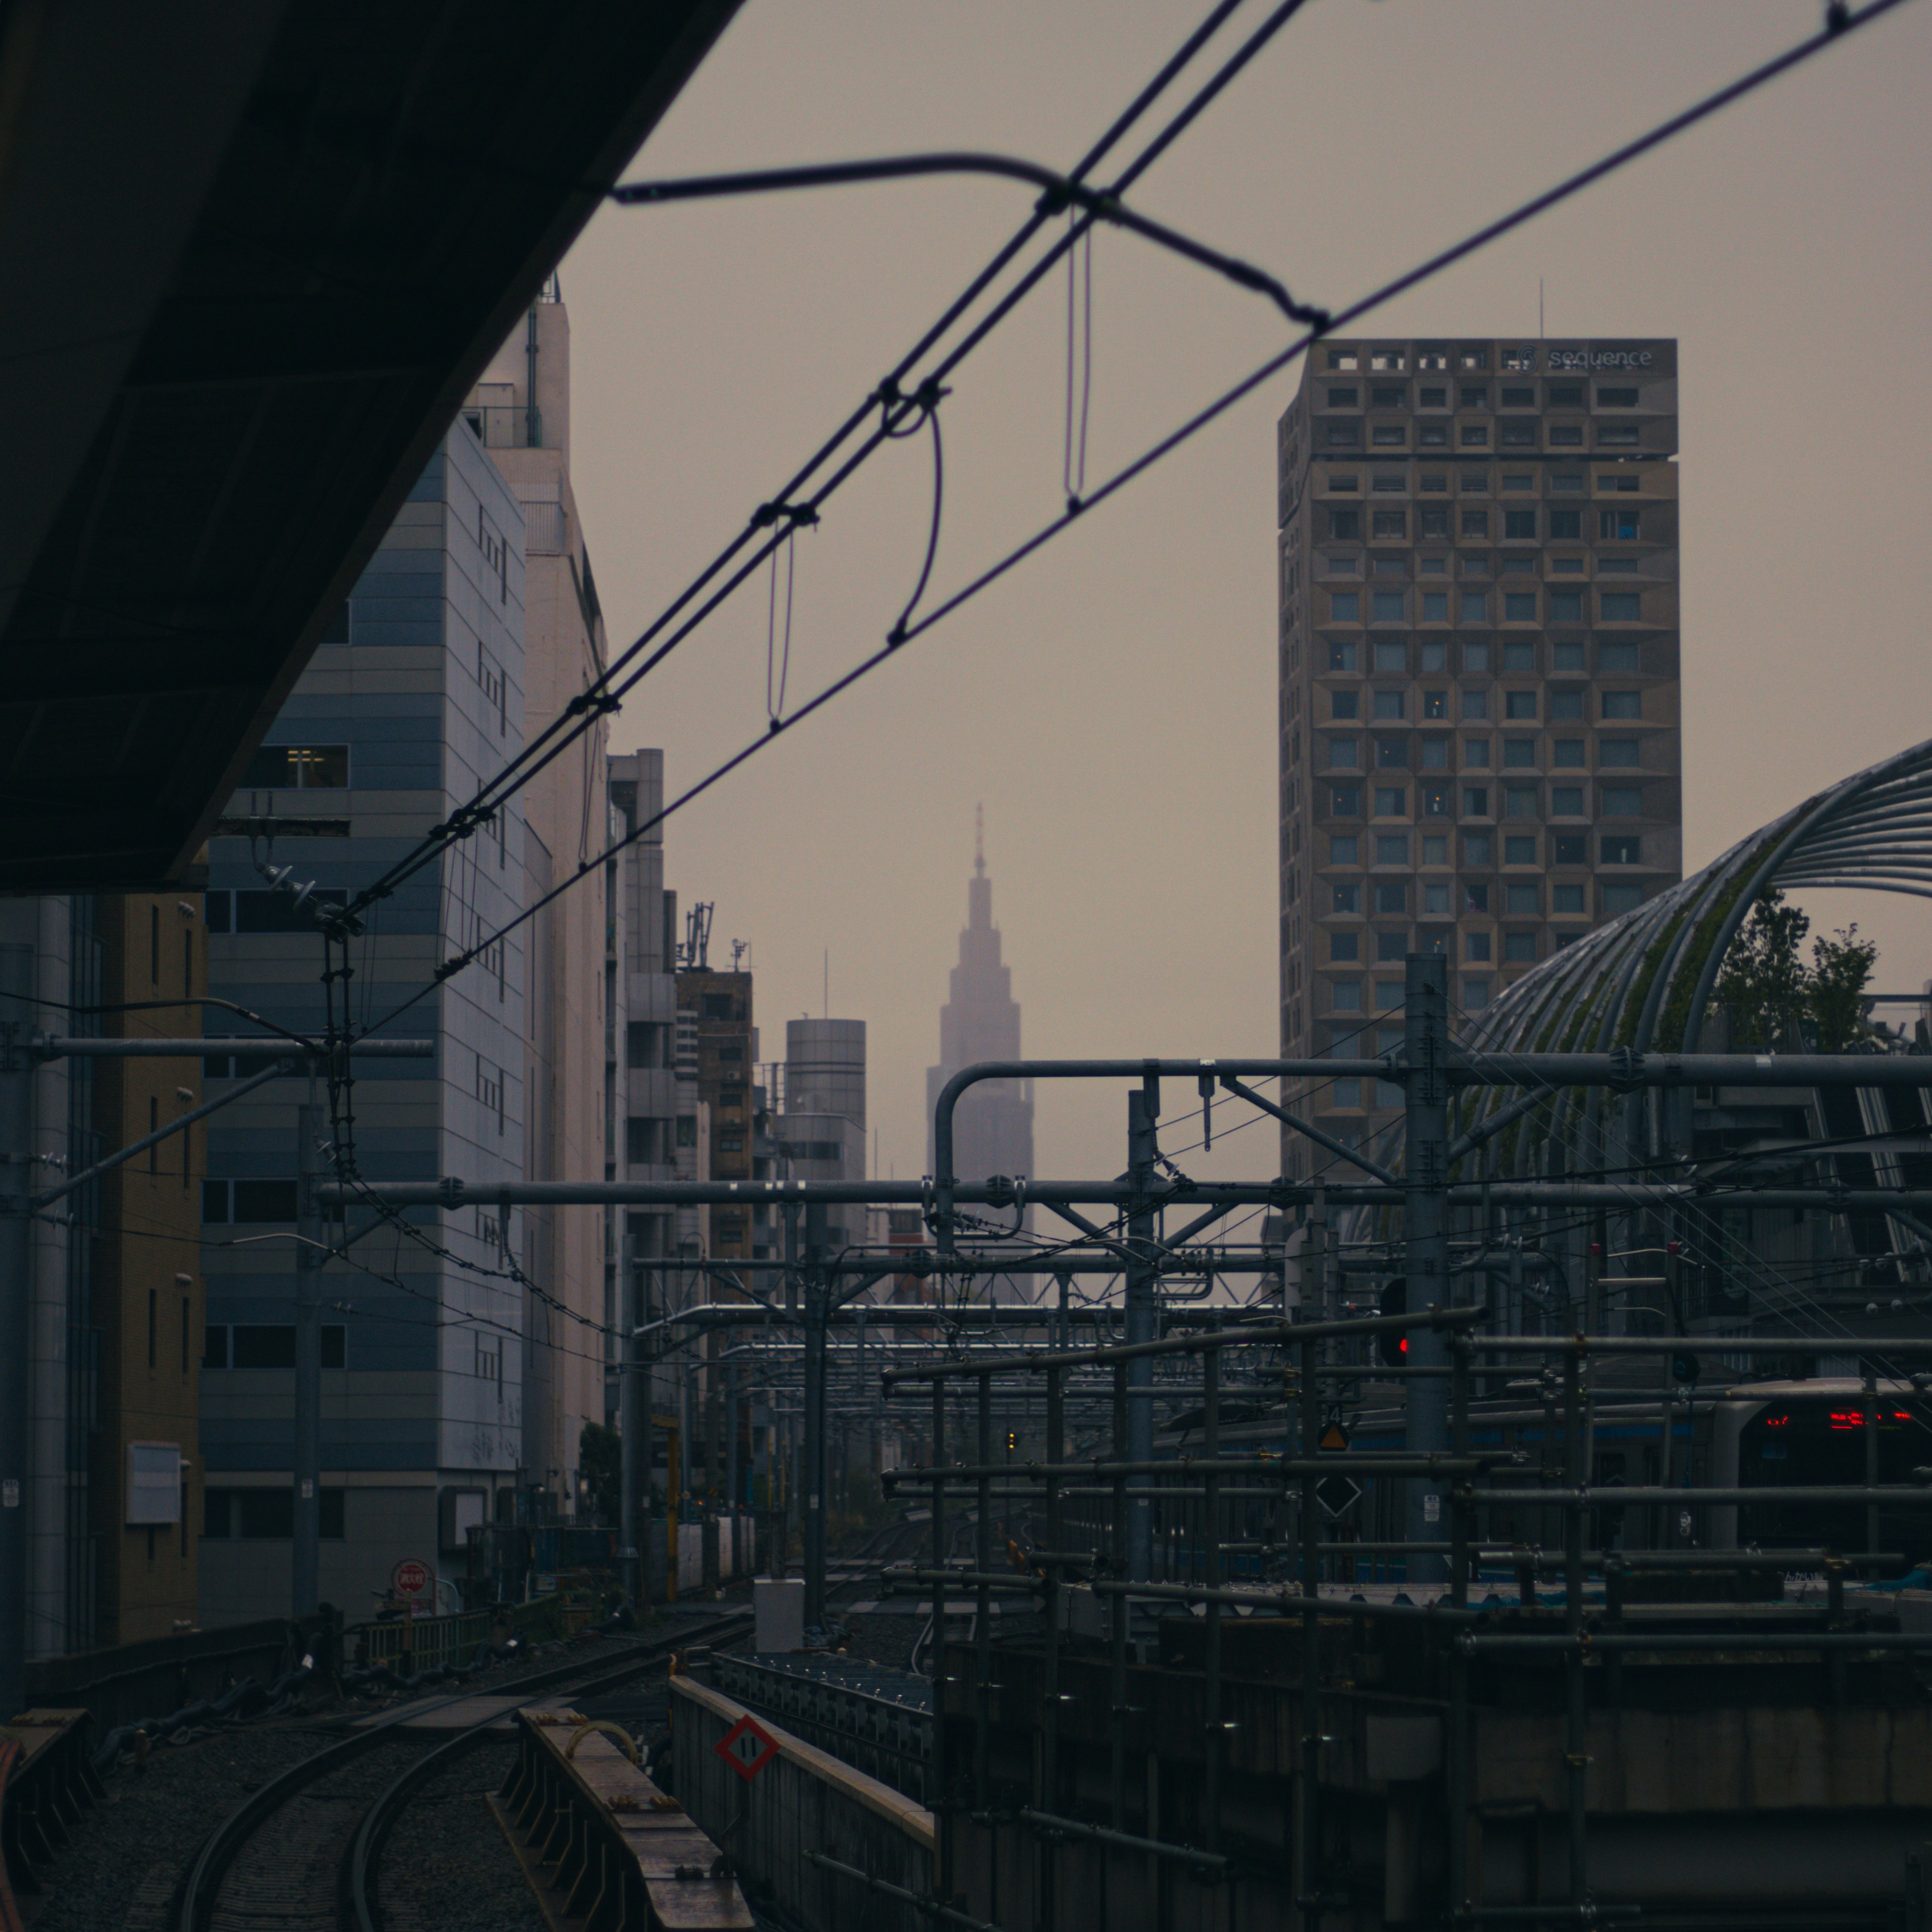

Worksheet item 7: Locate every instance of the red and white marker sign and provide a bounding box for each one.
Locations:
[391,1559,431,1600]
[714,1713,779,1784]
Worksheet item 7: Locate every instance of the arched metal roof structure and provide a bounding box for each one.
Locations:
[1342,737,1932,1199]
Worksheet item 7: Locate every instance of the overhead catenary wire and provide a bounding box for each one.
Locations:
[346,0,1905,1053]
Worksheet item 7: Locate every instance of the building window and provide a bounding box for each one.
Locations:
[1329,834,1359,864]
[1421,591,1449,621]
[1598,473,1640,493]
[1418,881,1447,915]
[1465,932,1491,962]
[1601,835,1642,864]
[1373,690,1404,720]
[1371,507,1407,537]
[1599,641,1641,673]
[1506,883,1540,916]
[1330,931,1359,960]
[1328,508,1360,539]
[1419,424,1449,447]
[1422,783,1451,816]
[1376,834,1410,864]
[1376,738,1406,770]
[1330,690,1359,719]
[1371,426,1405,447]
[1602,882,1644,916]
[1552,883,1587,915]
[1326,385,1358,407]
[1420,737,1448,769]
[201,1179,300,1224]
[1503,690,1537,720]
[1374,787,1407,818]
[1545,591,1583,624]
[1419,508,1451,538]
[1550,689,1584,721]
[1459,468,1487,493]
[1505,787,1538,818]
[1460,425,1489,447]
[1544,510,1581,542]
[1327,349,1359,370]
[1601,785,1643,816]
[1332,785,1362,817]
[1463,640,1490,672]
[1502,838,1535,869]
[239,744,350,789]
[1463,833,1493,866]
[1597,425,1640,447]
[1552,739,1584,767]
[1327,639,1358,672]
[1597,385,1640,408]
[1599,508,1642,541]
[1462,787,1489,818]
[1463,976,1491,1007]
[1374,882,1409,918]
[1499,422,1536,448]
[1330,591,1359,621]
[478,1055,505,1134]
[1333,883,1361,913]
[1551,786,1585,819]
[1504,592,1537,621]
[1376,933,1408,964]
[1599,738,1640,767]
[1602,690,1642,719]
[1553,832,1588,863]
[1459,591,1488,622]
[1548,424,1584,447]
[1600,591,1642,622]
[1463,881,1490,913]
[1327,738,1358,769]
[1326,423,1361,448]
[1501,739,1536,769]
[1331,981,1362,1011]
[1504,932,1538,962]
[1372,591,1405,623]
[1460,692,1489,726]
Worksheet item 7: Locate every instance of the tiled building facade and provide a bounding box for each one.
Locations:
[199,426,531,1621]
[1276,338,1681,1174]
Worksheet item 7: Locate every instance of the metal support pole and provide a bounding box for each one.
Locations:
[1298,1331,1321,1930]
[974,1371,993,1810]
[1865,1373,1881,1559]
[1040,1358,1065,1932]
[0,948,36,1725]
[802,1201,828,1630]
[1447,1332,1472,1913]
[1563,1343,1588,1906]
[1404,953,1451,1585]
[1200,1335,1223,1853]
[619,1244,645,1609]
[931,1376,952,1901]
[292,1099,323,1619]
[1125,1080,1158,1580]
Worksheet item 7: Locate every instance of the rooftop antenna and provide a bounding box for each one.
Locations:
[730,938,748,972]
[975,801,985,876]
[681,901,712,971]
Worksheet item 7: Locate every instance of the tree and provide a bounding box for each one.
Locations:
[1713,890,1811,1048]
[579,1422,621,1526]
[1809,922,1878,1051]
[1712,890,1876,1051]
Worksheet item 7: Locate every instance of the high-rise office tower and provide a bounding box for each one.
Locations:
[926,819,1033,1190]
[1276,338,1681,1176]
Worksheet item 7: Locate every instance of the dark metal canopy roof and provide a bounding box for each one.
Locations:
[0,0,736,893]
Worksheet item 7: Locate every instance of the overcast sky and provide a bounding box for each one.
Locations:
[561,0,1932,1188]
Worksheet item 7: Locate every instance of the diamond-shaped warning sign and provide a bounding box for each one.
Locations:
[714,1713,780,1783]
[1314,1474,1362,1519]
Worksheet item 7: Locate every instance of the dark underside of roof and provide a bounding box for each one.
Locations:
[0,0,735,894]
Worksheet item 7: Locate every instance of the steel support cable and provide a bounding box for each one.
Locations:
[335,0,1285,923]
[349,0,1909,1048]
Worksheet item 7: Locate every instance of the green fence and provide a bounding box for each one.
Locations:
[353,1607,491,1670]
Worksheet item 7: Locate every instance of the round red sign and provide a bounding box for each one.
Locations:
[391,1559,431,1599]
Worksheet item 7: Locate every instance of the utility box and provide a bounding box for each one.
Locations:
[754,1576,805,1652]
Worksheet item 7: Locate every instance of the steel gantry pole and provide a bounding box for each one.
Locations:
[1403,953,1451,1587]
[0,948,34,1726]
[292,1097,324,1619]
[1125,1075,1159,1581]
[802,1200,830,1631]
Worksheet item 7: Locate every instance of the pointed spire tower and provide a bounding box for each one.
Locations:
[926,809,1034,1189]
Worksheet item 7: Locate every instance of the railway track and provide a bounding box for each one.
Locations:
[174,1608,752,1932]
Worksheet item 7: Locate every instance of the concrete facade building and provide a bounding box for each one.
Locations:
[1275,337,1682,1175]
[781,1018,866,1255]
[677,968,754,1263]
[464,285,610,1520]
[199,425,530,1623]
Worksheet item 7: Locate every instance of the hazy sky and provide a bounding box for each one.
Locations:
[561,0,1932,1188]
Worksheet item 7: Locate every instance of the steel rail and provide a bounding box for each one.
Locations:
[176,1611,748,1932]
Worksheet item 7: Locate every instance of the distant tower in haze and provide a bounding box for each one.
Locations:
[926,809,1034,1188]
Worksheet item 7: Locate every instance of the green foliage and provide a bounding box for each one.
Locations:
[1711,889,1876,1050]
[578,1421,622,1526]
[1810,921,1880,1050]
